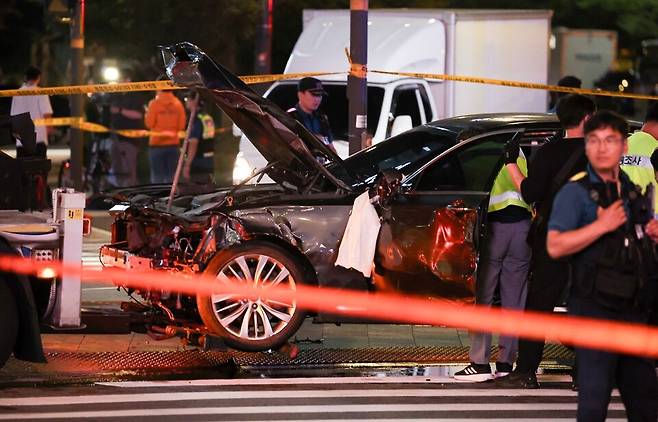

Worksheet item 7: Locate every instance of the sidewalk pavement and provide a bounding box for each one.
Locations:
[40,322,472,354]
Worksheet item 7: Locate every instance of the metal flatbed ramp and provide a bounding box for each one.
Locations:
[2,344,573,374]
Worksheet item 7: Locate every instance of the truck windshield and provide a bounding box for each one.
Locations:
[266,83,384,141]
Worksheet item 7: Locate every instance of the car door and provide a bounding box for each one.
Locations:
[386,84,426,138]
[372,131,520,302]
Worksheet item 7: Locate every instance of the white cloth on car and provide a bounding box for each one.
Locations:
[335,191,381,277]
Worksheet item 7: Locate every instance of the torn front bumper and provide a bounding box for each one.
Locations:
[99,243,154,271]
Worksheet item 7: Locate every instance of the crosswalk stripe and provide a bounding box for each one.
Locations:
[0,388,586,406]
[0,403,627,420]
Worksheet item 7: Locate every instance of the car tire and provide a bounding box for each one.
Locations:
[29,277,57,321]
[0,280,19,368]
[197,241,307,352]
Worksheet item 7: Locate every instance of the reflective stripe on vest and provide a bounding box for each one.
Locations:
[198,113,216,139]
[488,151,530,213]
[620,131,658,217]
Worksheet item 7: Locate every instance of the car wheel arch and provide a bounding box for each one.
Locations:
[241,234,319,287]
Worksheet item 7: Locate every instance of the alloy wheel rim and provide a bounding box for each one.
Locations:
[211,253,297,341]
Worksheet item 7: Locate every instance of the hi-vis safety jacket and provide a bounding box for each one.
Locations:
[488,150,531,213]
[620,131,658,217]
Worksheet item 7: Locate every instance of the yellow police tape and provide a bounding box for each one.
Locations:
[371,69,658,101]
[5,68,658,137]
[2,69,655,101]
[0,71,343,98]
[32,117,191,139]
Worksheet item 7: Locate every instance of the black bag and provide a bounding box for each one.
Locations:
[594,266,639,301]
[526,142,584,246]
[591,232,644,310]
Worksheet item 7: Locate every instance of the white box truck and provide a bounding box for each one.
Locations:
[549,27,617,89]
[233,8,552,184]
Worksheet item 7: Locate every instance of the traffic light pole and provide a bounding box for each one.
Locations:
[69,0,85,191]
[347,0,368,155]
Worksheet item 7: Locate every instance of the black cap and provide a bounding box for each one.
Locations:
[298,77,327,95]
[557,75,582,88]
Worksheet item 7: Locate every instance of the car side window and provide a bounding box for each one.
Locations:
[414,134,510,192]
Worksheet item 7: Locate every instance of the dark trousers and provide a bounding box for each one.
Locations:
[17,142,47,158]
[570,297,658,422]
[515,242,569,373]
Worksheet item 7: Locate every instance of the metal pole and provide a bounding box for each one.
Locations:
[69,0,85,191]
[254,0,273,74]
[167,108,197,212]
[348,0,368,155]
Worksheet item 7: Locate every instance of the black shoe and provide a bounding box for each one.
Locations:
[570,367,578,391]
[493,369,540,389]
[454,363,494,382]
[495,362,513,378]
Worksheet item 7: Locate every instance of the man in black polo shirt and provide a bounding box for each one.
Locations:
[498,94,596,388]
[287,77,335,153]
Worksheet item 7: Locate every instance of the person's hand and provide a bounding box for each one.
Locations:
[645,219,658,243]
[596,200,627,233]
[503,138,520,164]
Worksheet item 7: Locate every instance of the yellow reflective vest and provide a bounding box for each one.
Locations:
[620,131,658,216]
[488,151,530,213]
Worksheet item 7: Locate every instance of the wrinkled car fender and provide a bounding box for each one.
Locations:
[230,209,300,248]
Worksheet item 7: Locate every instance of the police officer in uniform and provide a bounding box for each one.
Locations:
[454,133,531,381]
[287,77,336,153]
[547,110,658,421]
[621,102,658,217]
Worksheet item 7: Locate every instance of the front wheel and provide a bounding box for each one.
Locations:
[197,241,308,351]
[0,280,19,368]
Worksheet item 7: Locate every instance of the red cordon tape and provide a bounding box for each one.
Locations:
[2,254,658,358]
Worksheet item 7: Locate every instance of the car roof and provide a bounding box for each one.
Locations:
[425,113,560,134]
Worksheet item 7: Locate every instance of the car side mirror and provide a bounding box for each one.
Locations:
[390,115,413,137]
[371,168,404,207]
[232,123,243,137]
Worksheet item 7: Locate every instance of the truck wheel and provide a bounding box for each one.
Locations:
[0,280,19,368]
[197,241,307,352]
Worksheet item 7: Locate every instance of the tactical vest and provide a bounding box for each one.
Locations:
[570,172,656,311]
[287,107,332,146]
[197,113,215,140]
[488,151,530,213]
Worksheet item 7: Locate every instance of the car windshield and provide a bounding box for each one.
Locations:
[329,126,457,185]
[266,83,384,141]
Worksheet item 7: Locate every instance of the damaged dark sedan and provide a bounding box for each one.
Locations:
[100,42,562,352]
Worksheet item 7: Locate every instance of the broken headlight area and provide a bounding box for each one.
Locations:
[106,207,247,274]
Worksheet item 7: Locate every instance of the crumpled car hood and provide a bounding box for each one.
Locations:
[160,42,353,193]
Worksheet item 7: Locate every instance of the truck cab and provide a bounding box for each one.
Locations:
[233,77,436,183]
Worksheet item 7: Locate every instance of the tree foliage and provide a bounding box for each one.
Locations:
[85,0,261,79]
[3,0,658,81]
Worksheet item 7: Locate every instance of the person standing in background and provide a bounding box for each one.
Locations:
[182,91,215,182]
[287,77,335,153]
[109,68,145,187]
[453,129,532,382]
[145,87,186,184]
[499,94,595,389]
[10,66,52,158]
